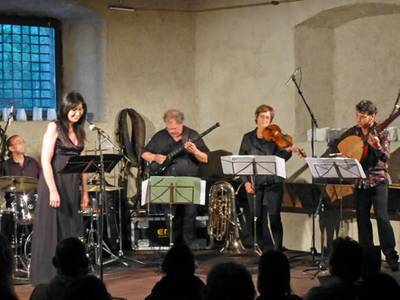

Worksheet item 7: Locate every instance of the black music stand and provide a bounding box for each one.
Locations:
[304,157,365,276]
[221,155,286,256]
[61,154,122,280]
[61,154,122,174]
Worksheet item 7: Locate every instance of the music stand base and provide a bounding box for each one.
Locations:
[303,260,328,279]
[219,233,246,255]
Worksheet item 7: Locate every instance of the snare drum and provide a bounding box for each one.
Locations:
[11,193,37,225]
[81,207,102,217]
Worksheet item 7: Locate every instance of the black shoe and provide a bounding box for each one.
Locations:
[386,254,399,272]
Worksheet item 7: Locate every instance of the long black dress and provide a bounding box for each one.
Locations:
[30,127,84,286]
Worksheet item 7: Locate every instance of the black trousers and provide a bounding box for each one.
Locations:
[355,181,398,260]
[245,183,283,250]
[162,204,197,245]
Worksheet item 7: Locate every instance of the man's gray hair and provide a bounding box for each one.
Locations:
[163,109,184,123]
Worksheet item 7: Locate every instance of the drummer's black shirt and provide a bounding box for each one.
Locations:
[1,156,40,178]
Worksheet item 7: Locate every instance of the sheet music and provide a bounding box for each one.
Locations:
[141,179,149,206]
[221,155,286,178]
[200,180,206,205]
[141,177,206,205]
[305,157,366,179]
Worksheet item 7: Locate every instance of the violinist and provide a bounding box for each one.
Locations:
[331,100,398,271]
[239,104,297,251]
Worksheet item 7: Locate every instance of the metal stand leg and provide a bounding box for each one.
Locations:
[303,186,327,277]
[12,216,29,279]
[250,176,262,256]
[113,189,146,266]
[168,202,174,248]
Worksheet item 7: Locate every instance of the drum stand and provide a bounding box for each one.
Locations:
[9,191,30,279]
[12,216,30,277]
[114,188,145,265]
[84,208,129,270]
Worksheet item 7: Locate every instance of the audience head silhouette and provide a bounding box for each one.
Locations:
[205,262,255,300]
[258,250,291,298]
[52,237,88,277]
[359,272,400,300]
[161,243,195,278]
[329,236,363,283]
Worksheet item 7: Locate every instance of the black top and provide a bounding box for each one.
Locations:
[239,129,291,187]
[144,126,209,177]
[29,274,76,300]
[1,156,40,178]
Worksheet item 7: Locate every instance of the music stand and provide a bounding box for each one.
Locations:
[305,157,365,275]
[61,153,122,280]
[141,176,205,247]
[221,155,286,255]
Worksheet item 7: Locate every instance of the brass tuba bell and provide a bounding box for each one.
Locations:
[208,181,245,253]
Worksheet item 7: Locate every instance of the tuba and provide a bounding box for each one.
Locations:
[208,181,245,253]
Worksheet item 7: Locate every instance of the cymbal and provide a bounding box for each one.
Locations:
[389,183,400,189]
[0,176,38,193]
[87,184,122,192]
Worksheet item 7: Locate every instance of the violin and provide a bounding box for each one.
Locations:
[262,124,307,158]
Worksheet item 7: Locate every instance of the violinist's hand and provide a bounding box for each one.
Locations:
[367,135,382,150]
[184,141,199,154]
[285,145,299,153]
[244,182,255,194]
[154,154,167,165]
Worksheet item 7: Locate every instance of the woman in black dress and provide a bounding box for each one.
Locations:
[30,91,89,285]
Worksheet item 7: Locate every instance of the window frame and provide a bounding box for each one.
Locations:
[0,15,62,119]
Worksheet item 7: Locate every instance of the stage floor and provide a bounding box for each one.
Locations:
[14,249,400,300]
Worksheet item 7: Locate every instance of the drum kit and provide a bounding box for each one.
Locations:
[0,175,37,278]
[80,179,127,269]
[0,175,124,279]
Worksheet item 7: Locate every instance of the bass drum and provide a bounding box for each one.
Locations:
[24,230,33,265]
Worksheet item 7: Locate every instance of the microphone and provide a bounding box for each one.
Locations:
[87,120,104,132]
[285,67,300,85]
[7,106,14,125]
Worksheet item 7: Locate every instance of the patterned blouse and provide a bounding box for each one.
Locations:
[332,124,390,188]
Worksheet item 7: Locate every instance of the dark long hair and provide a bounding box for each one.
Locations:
[57,91,87,144]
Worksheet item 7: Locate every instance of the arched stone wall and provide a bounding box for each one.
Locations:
[294,3,400,138]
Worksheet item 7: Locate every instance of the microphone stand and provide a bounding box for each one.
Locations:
[0,110,14,162]
[91,126,145,270]
[94,127,106,281]
[391,89,400,115]
[290,75,325,271]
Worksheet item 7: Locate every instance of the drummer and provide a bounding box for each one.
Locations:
[0,135,40,242]
[1,135,40,179]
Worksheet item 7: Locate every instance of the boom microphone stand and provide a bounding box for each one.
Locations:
[89,123,145,267]
[288,69,324,269]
